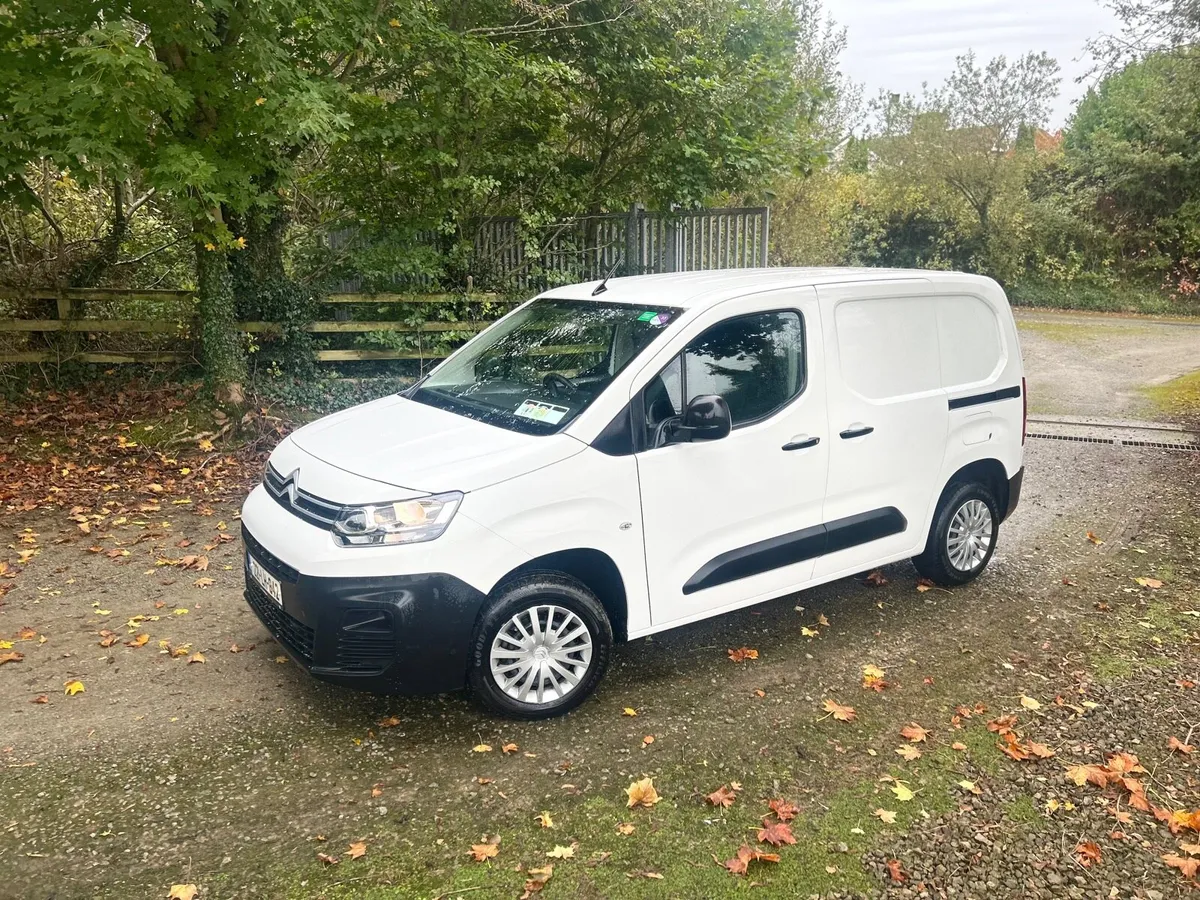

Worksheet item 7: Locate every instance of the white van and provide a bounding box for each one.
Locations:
[241,269,1025,718]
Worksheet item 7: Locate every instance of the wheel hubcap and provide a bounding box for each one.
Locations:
[489,605,593,705]
[947,499,993,572]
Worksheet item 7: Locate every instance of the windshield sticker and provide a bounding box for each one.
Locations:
[637,310,673,326]
[514,399,570,425]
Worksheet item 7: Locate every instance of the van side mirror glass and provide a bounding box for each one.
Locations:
[670,394,732,443]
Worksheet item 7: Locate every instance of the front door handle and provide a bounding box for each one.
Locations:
[782,436,821,451]
[840,426,875,440]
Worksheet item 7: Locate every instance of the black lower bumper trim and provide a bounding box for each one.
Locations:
[1004,467,1024,521]
[242,527,488,695]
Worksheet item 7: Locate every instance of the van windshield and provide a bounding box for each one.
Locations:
[410,298,681,434]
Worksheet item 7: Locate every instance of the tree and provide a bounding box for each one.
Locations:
[867,51,1061,280]
[1091,0,1200,64]
[1067,49,1200,283]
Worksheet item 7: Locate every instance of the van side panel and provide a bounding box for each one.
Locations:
[462,448,652,637]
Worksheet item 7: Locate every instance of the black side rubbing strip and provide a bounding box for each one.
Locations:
[948,385,1022,411]
[682,507,908,595]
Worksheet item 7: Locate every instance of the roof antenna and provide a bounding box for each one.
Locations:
[592,255,624,296]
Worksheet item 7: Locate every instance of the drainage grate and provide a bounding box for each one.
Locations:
[1027,431,1199,452]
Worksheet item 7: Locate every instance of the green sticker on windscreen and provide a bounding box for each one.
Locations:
[637,310,657,322]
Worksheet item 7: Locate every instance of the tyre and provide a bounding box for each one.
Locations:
[912,482,1000,587]
[468,573,613,719]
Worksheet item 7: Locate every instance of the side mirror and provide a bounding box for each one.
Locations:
[670,394,732,443]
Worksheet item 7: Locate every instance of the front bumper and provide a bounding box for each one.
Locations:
[242,527,487,694]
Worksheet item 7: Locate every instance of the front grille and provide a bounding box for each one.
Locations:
[242,526,299,583]
[335,609,395,674]
[245,581,315,663]
[264,464,342,530]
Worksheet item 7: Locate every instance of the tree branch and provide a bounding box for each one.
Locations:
[18,173,65,247]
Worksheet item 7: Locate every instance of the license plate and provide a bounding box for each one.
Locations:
[248,554,283,606]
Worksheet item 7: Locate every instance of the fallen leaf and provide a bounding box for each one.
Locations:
[193,578,213,588]
[1020,695,1041,711]
[1164,853,1200,879]
[16,627,37,641]
[900,723,929,743]
[1074,841,1101,867]
[952,742,968,752]
[1135,577,1164,589]
[502,742,519,754]
[622,707,638,717]
[768,799,798,822]
[957,779,982,795]
[535,812,554,828]
[728,647,759,663]
[1026,741,1056,760]
[874,808,897,824]
[616,823,635,835]
[626,777,660,809]
[707,785,738,808]
[721,844,780,876]
[823,699,856,722]
[916,578,935,592]
[886,859,906,882]
[546,845,575,859]
[895,744,922,761]
[642,735,654,746]
[0,651,24,665]
[30,695,48,704]
[473,744,493,753]
[470,842,500,862]
[757,819,796,847]
[188,652,206,664]
[168,886,198,900]
[801,626,820,638]
[347,841,366,860]
[891,781,915,802]
[1086,531,1104,545]
[317,852,340,866]
[865,570,889,586]
[126,633,149,648]
[522,863,554,898]
[378,716,401,728]
[1170,736,1196,755]
[64,679,84,696]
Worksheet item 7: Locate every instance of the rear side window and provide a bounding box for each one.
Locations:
[684,311,805,425]
[835,297,940,400]
[936,295,1003,388]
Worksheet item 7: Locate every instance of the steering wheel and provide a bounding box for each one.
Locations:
[542,372,577,398]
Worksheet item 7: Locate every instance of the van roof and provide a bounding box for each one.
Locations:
[540,267,993,310]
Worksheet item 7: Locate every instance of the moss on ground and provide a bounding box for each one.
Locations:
[1142,369,1200,418]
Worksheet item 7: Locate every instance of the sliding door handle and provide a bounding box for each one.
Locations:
[839,426,875,440]
[782,436,820,451]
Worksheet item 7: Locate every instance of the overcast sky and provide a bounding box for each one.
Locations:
[824,0,1121,128]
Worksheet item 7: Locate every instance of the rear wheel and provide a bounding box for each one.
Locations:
[468,574,612,719]
[912,482,999,587]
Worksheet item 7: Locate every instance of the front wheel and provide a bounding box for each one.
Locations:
[912,482,1000,587]
[468,574,612,719]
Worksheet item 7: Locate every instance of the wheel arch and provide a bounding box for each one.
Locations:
[939,458,1009,516]
[492,548,629,643]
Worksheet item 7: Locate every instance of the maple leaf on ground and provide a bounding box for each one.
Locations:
[865,569,888,586]
[16,627,36,640]
[757,819,796,847]
[546,844,575,859]
[987,715,1017,735]
[916,577,935,592]
[521,864,554,899]
[895,744,922,761]
[768,799,798,822]
[1066,763,1114,788]
[168,886,198,900]
[30,695,48,704]
[64,679,84,696]
[470,841,500,862]
[1169,736,1196,755]
[0,651,24,665]
[502,742,519,753]
[621,707,638,717]
[126,633,149,648]
[958,780,983,795]
[998,733,1031,761]
[891,781,916,802]
[472,743,493,753]
[874,808,897,824]
[1074,841,1101,867]
[1086,531,1104,545]
[616,823,635,835]
[193,577,214,588]
[721,844,780,876]
[1135,576,1164,588]
[98,630,118,648]
[886,859,906,882]
[378,715,401,728]
[626,777,661,809]
[1020,695,1042,711]
[952,741,968,751]
[1025,741,1056,760]
[1164,853,1200,879]
[347,841,366,860]
[823,699,856,722]
[535,812,554,828]
[707,785,737,808]
[728,647,759,663]
[1107,752,1146,776]
[900,723,929,743]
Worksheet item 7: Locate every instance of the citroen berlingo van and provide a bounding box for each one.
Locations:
[241,268,1025,718]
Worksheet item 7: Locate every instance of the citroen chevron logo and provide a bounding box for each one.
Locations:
[284,469,300,505]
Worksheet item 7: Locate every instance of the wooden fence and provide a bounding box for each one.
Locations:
[0,289,511,365]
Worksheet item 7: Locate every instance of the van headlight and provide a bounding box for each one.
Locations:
[332,492,463,547]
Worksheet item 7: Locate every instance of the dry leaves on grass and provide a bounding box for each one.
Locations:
[874,808,897,824]
[706,785,738,808]
[757,819,796,847]
[167,886,198,900]
[767,799,798,822]
[535,812,554,828]
[895,744,922,761]
[822,699,856,722]
[719,844,780,876]
[469,837,501,862]
[346,841,366,860]
[862,664,888,691]
[899,723,929,743]
[626,777,661,809]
